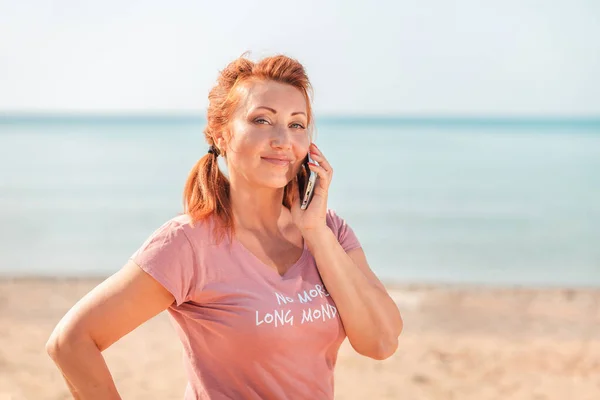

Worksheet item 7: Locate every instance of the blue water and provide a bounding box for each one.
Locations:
[1,116,599,287]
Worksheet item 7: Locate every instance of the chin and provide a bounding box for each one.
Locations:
[256,175,292,190]
[268,179,292,189]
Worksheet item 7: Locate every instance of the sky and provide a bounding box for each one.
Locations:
[1,0,599,116]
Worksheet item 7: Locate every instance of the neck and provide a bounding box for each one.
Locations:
[229,176,287,235]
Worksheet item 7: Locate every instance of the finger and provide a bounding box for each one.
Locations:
[309,148,333,176]
[308,162,330,191]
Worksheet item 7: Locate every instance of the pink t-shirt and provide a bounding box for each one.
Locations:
[130,209,362,399]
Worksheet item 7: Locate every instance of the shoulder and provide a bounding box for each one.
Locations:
[325,208,361,252]
[157,213,220,246]
[325,208,350,231]
[134,213,221,260]
[130,214,207,306]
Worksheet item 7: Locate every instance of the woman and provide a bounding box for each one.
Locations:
[46,54,403,399]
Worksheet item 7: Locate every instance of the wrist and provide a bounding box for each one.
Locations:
[301,225,334,247]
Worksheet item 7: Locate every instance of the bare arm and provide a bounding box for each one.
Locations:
[304,228,403,360]
[46,260,176,399]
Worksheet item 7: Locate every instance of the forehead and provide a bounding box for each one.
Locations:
[236,80,307,114]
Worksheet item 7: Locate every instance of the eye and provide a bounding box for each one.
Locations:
[290,122,306,129]
[254,117,270,125]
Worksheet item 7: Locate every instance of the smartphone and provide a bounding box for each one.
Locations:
[298,152,318,210]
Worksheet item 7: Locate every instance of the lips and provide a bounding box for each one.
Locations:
[261,154,292,164]
[261,156,292,166]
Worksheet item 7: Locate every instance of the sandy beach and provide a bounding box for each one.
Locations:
[1,278,598,400]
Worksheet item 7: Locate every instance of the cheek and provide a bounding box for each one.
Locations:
[293,133,310,151]
[293,135,310,162]
[228,126,261,155]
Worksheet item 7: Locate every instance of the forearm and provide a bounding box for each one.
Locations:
[304,228,402,359]
[47,335,122,399]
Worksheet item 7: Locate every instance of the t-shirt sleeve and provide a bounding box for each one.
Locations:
[326,209,362,253]
[129,219,198,306]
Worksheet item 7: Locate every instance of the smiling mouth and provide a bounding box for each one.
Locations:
[261,157,291,166]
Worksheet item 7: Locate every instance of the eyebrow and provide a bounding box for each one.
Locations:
[255,106,306,117]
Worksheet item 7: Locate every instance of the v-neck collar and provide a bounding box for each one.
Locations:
[232,235,309,281]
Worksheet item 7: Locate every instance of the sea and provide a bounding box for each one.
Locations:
[1,115,599,287]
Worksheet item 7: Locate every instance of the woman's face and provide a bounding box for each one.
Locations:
[222,80,310,189]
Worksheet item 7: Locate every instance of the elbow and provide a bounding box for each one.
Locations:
[373,312,404,360]
[370,337,399,361]
[46,330,68,362]
[352,315,404,361]
[397,314,404,337]
[353,334,401,361]
[363,317,403,361]
[46,327,92,362]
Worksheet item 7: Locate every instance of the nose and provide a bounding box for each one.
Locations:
[270,123,292,150]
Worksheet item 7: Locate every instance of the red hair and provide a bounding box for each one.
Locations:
[182,54,314,241]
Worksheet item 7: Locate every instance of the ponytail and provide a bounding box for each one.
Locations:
[183,152,231,242]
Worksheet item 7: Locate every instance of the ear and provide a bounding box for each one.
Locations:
[213,131,228,154]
